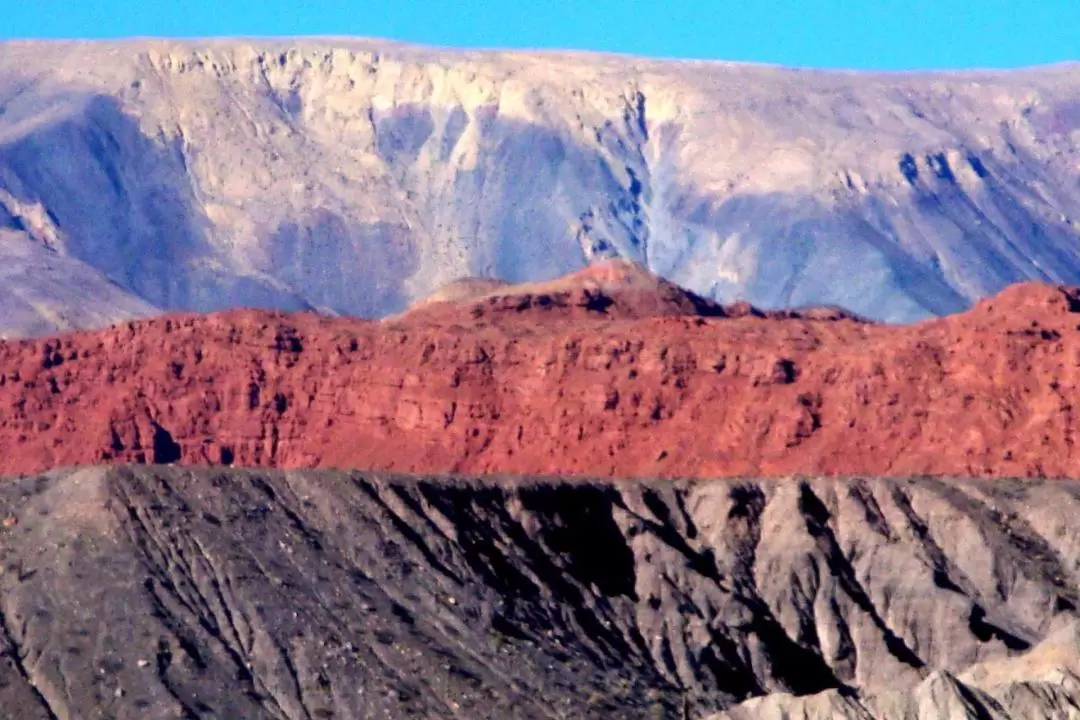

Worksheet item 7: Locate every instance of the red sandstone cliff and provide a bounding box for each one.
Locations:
[1,261,1079,478]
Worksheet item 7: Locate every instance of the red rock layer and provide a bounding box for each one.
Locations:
[1,268,1080,479]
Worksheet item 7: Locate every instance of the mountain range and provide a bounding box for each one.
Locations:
[1,39,1080,336]
[5,38,1080,719]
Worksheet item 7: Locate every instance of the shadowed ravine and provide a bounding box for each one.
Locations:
[1,467,1080,718]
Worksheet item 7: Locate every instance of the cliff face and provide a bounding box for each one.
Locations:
[2,40,1080,335]
[0,263,1079,479]
[1,466,1079,719]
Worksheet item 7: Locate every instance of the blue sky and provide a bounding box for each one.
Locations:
[4,0,1078,70]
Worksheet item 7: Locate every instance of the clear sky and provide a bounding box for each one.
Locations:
[3,0,1078,71]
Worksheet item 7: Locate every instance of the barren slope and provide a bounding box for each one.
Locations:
[0,266,1078,478]
[0,229,156,338]
[2,39,1080,333]
[1,467,1080,718]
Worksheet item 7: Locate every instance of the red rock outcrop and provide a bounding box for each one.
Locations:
[1,261,1080,478]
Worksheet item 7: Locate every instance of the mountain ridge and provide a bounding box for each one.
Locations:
[0,269,1077,479]
[3,38,1080,335]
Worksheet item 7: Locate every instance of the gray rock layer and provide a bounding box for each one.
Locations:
[1,468,1079,718]
[715,624,1080,720]
[1,40,1080,335]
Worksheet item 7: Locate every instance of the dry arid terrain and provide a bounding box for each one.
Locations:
[0,266,1076,717]
[0,261,1079,479]
[1,39,1080,335]
[2,466,1080,719]
[5,37,1080,719]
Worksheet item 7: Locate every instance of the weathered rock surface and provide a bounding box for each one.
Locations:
[2,39,1080,334]
[1,467,1079,718]
[714,620,1080,719]
[0,264,1079,479]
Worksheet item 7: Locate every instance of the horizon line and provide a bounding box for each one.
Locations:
[2,34,1078,75]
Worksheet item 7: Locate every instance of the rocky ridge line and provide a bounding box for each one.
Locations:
[0,265,1078,479]
[2,39,1080,335]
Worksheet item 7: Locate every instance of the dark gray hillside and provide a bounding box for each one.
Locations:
[0,467,1079,718]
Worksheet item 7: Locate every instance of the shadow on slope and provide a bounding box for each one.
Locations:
[4,86,1080,330]
[0,93,315,314]
[0,468,1077,718]
[649,122,1080,322]
[268,210,419,318]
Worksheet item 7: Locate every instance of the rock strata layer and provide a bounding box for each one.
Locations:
[0,265,1079,478]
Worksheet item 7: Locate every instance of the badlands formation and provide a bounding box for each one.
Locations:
[2,37,1080,720]
[0,466,1080,719]
[0,247,1078,720]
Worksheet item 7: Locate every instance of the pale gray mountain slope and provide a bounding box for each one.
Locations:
[715,620,1080,719]
[1,39,1080,332]
[0,229,155,337]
